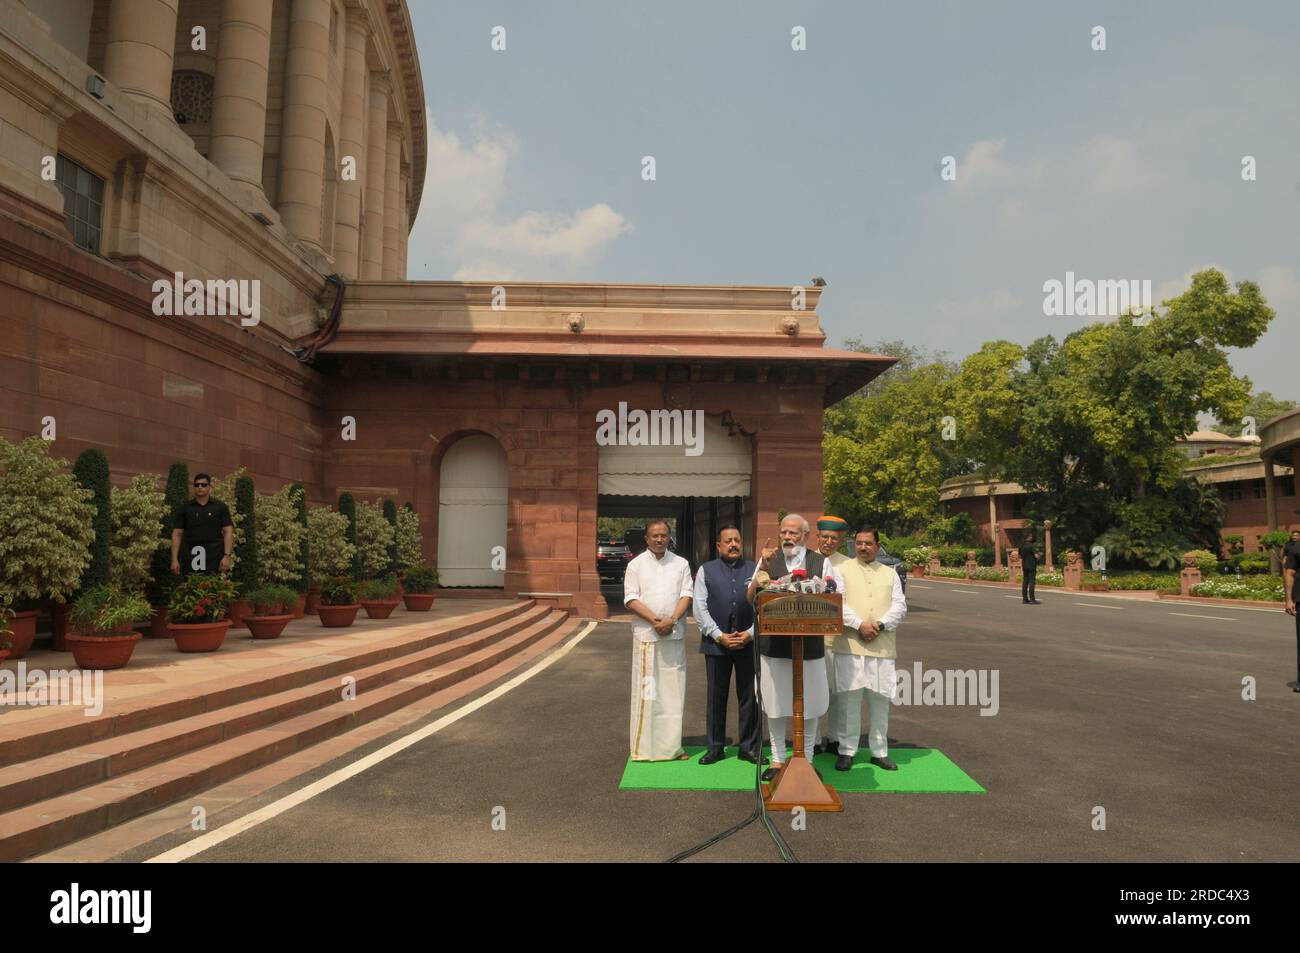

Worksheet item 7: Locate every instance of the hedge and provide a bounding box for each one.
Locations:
[73,448,112,593]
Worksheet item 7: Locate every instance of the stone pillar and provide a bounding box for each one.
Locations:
[381,123,402,278]
[927,552,940,576]
[1264,457,1279,574]
[1063,551,1082,590]
[209,0,274,192]
[332,5,369,277]
[1179,553,1202,596]
[1008,548,1022,582]
[361,72,391,279]
[1043,519,1055,571]
[102,0,181,113]
[988,492,1001,568]
[964,550,978,579]
[276,0,332,252]
[397,161,410,279]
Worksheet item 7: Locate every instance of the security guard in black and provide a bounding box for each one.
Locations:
[171,474,233,576]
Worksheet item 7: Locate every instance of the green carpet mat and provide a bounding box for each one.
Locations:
[618,746,984,794]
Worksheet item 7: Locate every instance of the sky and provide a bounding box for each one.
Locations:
[404,0,1300,402]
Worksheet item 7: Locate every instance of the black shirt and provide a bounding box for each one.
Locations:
[1287,549,1299,599]
[174,498,233,548]
[1018,543,1039,572]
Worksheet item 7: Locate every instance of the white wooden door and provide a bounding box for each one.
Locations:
[437,435,507,586]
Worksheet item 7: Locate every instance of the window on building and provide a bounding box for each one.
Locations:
[1251,478,1267,500]
[56,155,104,254]
[171,70,214,125]
[1220,481,1244,502]
[1281,475,1296,497]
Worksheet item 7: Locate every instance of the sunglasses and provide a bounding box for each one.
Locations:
[194,482,209,488]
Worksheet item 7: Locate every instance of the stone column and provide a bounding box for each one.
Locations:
[397,161,410,279]
[209,0,274,192]
[332,5,369,277]
[361,72,391,279]
[276,0,332,253]
[1264,457,1279,574]
[988,492,1001,568]
[102,0,180,113]
[1043,519,1055,571]
[381,123,402,278]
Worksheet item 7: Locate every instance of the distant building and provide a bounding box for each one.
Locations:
[941,426,1298,555]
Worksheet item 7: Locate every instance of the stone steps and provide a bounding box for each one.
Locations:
[0,602,571,861]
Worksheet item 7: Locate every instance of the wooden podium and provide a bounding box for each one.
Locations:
[756,589,844,813]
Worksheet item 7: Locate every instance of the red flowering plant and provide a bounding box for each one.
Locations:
[167,573,240,624]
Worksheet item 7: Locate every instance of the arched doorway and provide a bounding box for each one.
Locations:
[437,434,507,587]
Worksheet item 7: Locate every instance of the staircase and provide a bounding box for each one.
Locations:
[0,600,577,861]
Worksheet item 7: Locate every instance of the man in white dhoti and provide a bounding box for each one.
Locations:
[747,514,846,781]
[830,526,908,771]
[624,519,694,761]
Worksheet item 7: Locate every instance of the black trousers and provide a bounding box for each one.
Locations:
[1022,569,1037,601]
[180,541,224,576]
[705,651,760,755]
[1294,610,1300,683]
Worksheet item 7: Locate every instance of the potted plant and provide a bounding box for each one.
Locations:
[66,584,151,669]
[0,589,14,664]
[0,437,95,658]
[358,576,401,619]
[254,484,307,623]
[903,546,930,578]
[317,576,361,627]
[289,483,310,617]
[306,507,356,615]
[167,573,239,652]
[401,565,438,611]
[147,462,189,637]
[244,584,298,639]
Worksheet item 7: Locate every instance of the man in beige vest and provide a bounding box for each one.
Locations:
[829,526,908,771]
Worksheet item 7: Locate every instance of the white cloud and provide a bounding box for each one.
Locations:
[951,139,1014,194]
[1087,136,1161,195]
[407,114,631,280]
[1256,265,1300,305]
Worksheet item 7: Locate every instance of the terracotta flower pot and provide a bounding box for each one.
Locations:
[402,593,436,611]
[169,619,232,652]
[305,586,321,615]
[909,566,925,578]
[359,599,400,620]
[49,601,71,651]
[317,604,360,628]
[7,610,38,659]
[148,605,171,638]
[66,631,141,670]
[292,593,306,619]
[226,599,251,631]
[245,614,293,639]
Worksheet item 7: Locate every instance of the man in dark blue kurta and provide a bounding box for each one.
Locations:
[691,525,765,765]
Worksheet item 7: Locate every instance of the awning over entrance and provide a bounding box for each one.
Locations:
[598,415,752,496]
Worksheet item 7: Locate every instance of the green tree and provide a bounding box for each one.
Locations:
[149,462,188,605]
[290,483,309,593]
[110,474,166,592]
[73,448,112,593]
[234,475,258,594]
[338,492,359,580]
[1209,391,1296,436]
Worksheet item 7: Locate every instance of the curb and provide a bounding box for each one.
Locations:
[920,575,1283,610]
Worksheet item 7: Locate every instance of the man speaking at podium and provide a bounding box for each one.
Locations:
[747,513,846,781]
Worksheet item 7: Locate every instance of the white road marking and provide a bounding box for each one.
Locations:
[1168,612,1236,622]
[1157,599,1282,614]
[909,585,933,589]
[953,589,980,594]
[1074,603,1123,610]
[144,619,600,863]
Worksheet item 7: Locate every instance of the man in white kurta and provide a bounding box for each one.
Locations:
[812,516,852,755]
[747,514,846,777]
[624,520,694,761]
[830,527,908,771]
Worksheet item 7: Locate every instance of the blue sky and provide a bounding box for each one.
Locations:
[405,1,1300,402]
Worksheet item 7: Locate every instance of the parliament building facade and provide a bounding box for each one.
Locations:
[0,0,890,618]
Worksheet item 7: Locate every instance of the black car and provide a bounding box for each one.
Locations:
[875,545,908,595]
[598,539,634,580]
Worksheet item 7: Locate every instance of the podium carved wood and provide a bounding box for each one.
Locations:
[756,590,844,813]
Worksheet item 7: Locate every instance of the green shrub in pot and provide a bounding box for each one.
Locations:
[70,584,153,635]
[247,584,299,617]
[359,577,399,601]
[401,565,438,594]
[319,576,359,607]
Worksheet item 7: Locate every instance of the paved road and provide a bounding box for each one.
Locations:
[124,582,1299,862]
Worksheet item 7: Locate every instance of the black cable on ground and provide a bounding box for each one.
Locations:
[665,591,799,863]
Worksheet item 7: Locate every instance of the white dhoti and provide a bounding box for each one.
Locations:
[820,652,839,743]
[829,654,896,758]
[629,638,686,761]
[759,654,829,764]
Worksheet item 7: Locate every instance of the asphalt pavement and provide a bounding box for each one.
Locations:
[121,581,1300,862]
